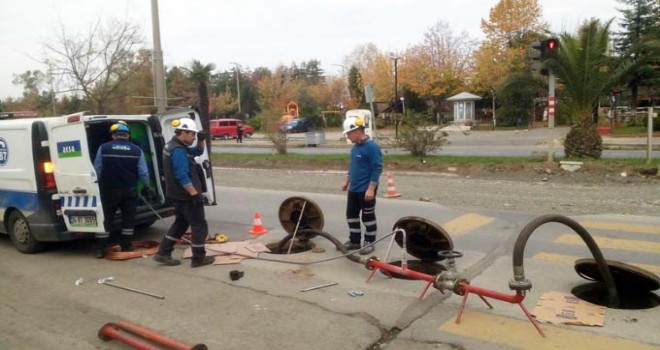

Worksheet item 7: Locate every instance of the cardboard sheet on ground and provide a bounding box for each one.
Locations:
[182,241,270,260]
[532,291,606,326]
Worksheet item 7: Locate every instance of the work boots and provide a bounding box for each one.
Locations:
[153,254,181,266]
[191,256,215,268]
[94,238,109,259]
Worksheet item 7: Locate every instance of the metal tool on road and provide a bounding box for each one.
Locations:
[98,276,165,300]
[300,282,338,292]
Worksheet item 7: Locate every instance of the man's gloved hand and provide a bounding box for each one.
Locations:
[196,131,206,141]
[192,193,205,206]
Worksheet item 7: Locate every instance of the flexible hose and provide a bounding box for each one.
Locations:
[511,214,619,307]
[277,228,364,264]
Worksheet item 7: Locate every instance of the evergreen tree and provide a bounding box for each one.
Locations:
[614,0,660,108]
[347,66,364,104]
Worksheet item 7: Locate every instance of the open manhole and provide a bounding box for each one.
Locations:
[572,258,660,310]
[266,239,315,254]
[379,260,446,280]
[392,216,453,262]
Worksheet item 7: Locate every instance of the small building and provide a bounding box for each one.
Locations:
[446,92,482,124]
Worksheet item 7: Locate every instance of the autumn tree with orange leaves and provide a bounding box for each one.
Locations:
[469,0,548,95]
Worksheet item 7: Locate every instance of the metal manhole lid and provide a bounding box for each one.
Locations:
[574,258,660,292]
[278,196,324,237]
[392,216,453,262]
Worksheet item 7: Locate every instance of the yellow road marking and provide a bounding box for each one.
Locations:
[578,220,660,235]
[443,213,495,237]
[556,234,660,254]
[533,252,660,274]
[440,310,658,350]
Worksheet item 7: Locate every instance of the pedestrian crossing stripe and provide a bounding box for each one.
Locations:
[442,213,495,237]
[439,310,658,350]
[555,234,660,254]
[533,252,660,274]
[578,220,660,235]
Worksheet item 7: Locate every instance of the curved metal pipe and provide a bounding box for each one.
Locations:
[510,214,619,307]
[277,229,363,264]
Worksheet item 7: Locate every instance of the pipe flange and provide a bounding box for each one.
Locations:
[365,256,380,270]
[508,278,533,291]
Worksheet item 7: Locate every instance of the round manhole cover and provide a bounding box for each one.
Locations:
[278,196,324,238]
[392,216,453,262]
[574,258,660,292]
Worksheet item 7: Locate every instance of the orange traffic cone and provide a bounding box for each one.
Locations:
[384,173,401,198]
[249,212,268,235]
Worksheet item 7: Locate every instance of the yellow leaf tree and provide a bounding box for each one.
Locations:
[470,0,548,94]
[400,21,474,111]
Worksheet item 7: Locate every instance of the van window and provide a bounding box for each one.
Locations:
[220,121,229,126]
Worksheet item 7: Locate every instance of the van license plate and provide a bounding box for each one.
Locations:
[69,215,97,227]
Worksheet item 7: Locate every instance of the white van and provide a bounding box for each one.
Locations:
[344,109,374,144]
[0,108,216,253]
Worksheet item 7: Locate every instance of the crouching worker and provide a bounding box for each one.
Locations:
[153,118,214,268]
[93,122,153,258]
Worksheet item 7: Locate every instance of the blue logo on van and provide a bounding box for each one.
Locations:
[0,137,8,166]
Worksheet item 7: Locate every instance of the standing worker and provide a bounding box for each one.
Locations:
[340,116,383,255]
[153,118,214,268]
[236,123,244,143]
[93,122,153,258]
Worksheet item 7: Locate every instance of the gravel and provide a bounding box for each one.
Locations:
[214,167,660,216]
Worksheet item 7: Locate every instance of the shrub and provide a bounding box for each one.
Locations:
[395,114,448,157]
[564,125,603,159]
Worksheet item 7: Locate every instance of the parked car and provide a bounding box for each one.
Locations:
[209,119,254,140]
[285,118,313,133]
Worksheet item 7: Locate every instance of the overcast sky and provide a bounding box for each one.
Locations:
[0,0,621,99]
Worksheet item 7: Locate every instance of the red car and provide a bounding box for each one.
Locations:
[209,119,254,140]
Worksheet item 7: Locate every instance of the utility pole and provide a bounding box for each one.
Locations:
[150,0,167,113]
[391,56,402,138]
[230,62,241,115]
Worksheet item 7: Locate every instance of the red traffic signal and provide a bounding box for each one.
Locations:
[545,38,559,53]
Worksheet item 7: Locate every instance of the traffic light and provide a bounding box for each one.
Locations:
[545,38,559,57]
[530,41,545,61]
[530,38,559,61]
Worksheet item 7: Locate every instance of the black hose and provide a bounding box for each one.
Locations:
[277,229,363,264]
[511,214,619,307]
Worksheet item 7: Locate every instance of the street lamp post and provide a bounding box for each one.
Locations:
[230,62,241,115]
[400,97,405,114]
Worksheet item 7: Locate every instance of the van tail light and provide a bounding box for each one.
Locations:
[43,161,56,189]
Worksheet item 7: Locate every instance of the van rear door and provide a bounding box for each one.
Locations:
[47,113,105,233]
[157,109,216,205]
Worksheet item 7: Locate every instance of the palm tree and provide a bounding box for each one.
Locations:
[546,19,625,158]
[186,60,216,145]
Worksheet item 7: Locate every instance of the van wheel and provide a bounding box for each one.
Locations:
[222,134,230,140]
[245,133,252,138]
[8,211,44,254]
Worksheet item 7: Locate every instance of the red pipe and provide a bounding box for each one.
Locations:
[115,320,208,350]
[98,323,162,350]
[367,259,435,282]
[457,283,525,303]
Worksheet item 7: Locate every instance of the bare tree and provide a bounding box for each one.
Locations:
[43,18,143,113]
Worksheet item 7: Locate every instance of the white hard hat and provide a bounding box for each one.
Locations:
[342,116,365,135]
[171,118,199,133]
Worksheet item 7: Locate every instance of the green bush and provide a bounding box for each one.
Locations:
[395,114,448,157]
[564,125,603,159]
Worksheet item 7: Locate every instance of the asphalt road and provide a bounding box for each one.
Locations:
[213,128,660,159]
[1,183,658,350]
